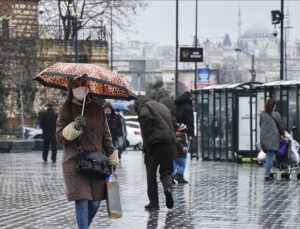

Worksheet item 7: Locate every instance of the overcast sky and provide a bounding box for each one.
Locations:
[116,0,300,46]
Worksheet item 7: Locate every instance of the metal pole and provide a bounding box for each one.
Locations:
[175,0,179,98]
[110,6,113,71]
[250,85,253,162]
[194,0,198,90]
[280,0,284,80]
[251,54,255,82]
[75,15,78,63]
[285,27,287,80]
[20,88,25,139]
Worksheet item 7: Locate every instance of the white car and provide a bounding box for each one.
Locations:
[126,121,143,150]
[16,125,43,139]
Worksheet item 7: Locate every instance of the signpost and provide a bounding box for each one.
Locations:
[180,47,203,62]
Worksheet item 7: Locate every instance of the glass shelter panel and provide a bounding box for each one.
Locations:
[201,92,209,159]
[288,89,296,134]
[208,93,214,160]
[256,91,265,147]
[227,92,233,160]
[214,92,221,160]
[220,92,227,160]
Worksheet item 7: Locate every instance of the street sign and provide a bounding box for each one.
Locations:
[180,47,203,62]
[271,10,281,25]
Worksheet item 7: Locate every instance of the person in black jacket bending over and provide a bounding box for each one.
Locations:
[39,103,58,163]
[134,95,176,210]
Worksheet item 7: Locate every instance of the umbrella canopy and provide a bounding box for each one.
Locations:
[111,102,129,111]
[33,62,135,100]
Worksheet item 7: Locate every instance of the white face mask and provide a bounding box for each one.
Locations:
[72,87,89,101]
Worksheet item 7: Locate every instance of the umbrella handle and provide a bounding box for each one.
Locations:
[81,90,87,116]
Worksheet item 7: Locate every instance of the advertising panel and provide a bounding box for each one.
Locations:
[197,68,210,88]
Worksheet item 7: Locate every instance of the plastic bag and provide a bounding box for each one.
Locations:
[257,149,266,162]
[106,174,122,219]
[290,140,300,163]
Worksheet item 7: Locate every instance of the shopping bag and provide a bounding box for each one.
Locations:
[106,174,122,219]
[257,149,266,162]
[278,138,289,157]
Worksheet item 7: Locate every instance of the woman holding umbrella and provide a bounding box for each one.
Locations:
[56,76,119,229]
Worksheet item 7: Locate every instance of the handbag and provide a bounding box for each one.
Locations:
[77,151,112,179]
[277,138,289,157]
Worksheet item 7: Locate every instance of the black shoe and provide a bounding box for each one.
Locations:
[52,160,56,163]
[265,174,275,181]
[164,188,174,209]
[176,174,188,184]
[145,203,159,211]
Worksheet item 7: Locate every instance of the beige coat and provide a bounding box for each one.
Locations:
[56,99,114,201]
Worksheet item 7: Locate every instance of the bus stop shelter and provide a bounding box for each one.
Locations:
[193,82,262,162]
[194,80,300,163]
[255,80,300,143]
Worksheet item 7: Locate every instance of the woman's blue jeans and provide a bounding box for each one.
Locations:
[173,158,186,176]
[75,199,100,229]
[265,150,275,176]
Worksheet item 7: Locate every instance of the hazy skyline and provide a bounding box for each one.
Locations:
[116,0,300,46]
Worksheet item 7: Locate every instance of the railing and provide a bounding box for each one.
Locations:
[38,24,107,42]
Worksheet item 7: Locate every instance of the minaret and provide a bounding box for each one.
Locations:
[238,7,241,39]
[285,7,291,44]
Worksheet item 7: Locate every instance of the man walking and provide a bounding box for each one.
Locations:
[39,103,58,163]
[134,95,176,210]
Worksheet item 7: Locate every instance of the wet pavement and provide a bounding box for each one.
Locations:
[1,149,300,229]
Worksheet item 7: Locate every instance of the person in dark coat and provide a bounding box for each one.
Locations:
[103,102,123,150]
[134,95,176,210]
[260,98,285,181]
[173,91,194,183]
[39,103,58,163]
[115,108,127,158]
[56,77,118,228]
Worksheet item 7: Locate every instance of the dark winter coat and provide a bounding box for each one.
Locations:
[104,104,123,140]
[175,132,188,158]
[39,108,57,139]
[260,111,283,151]
[56,98,114,201]
[134,95,176,154]
[174,92,194,137]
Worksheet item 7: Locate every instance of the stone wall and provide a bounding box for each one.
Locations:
[0,0,39,39]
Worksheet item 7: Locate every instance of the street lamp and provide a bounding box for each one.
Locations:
[235,48,256,82]
[270,0,284,80]
[284,26,293,80]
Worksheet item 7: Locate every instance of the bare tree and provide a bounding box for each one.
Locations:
[39,0,147,40]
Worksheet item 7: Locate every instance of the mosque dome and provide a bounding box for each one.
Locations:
[242,24,273,38]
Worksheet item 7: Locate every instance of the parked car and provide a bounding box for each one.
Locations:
[16,125,43,139]
[126,121,143,150]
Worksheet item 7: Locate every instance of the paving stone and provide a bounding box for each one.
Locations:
[1,150,300,228]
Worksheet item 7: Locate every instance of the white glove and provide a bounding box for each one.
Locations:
[62,122,82,141]
[108,150,119,171]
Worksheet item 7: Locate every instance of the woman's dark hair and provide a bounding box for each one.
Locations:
[264,98,276,114]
